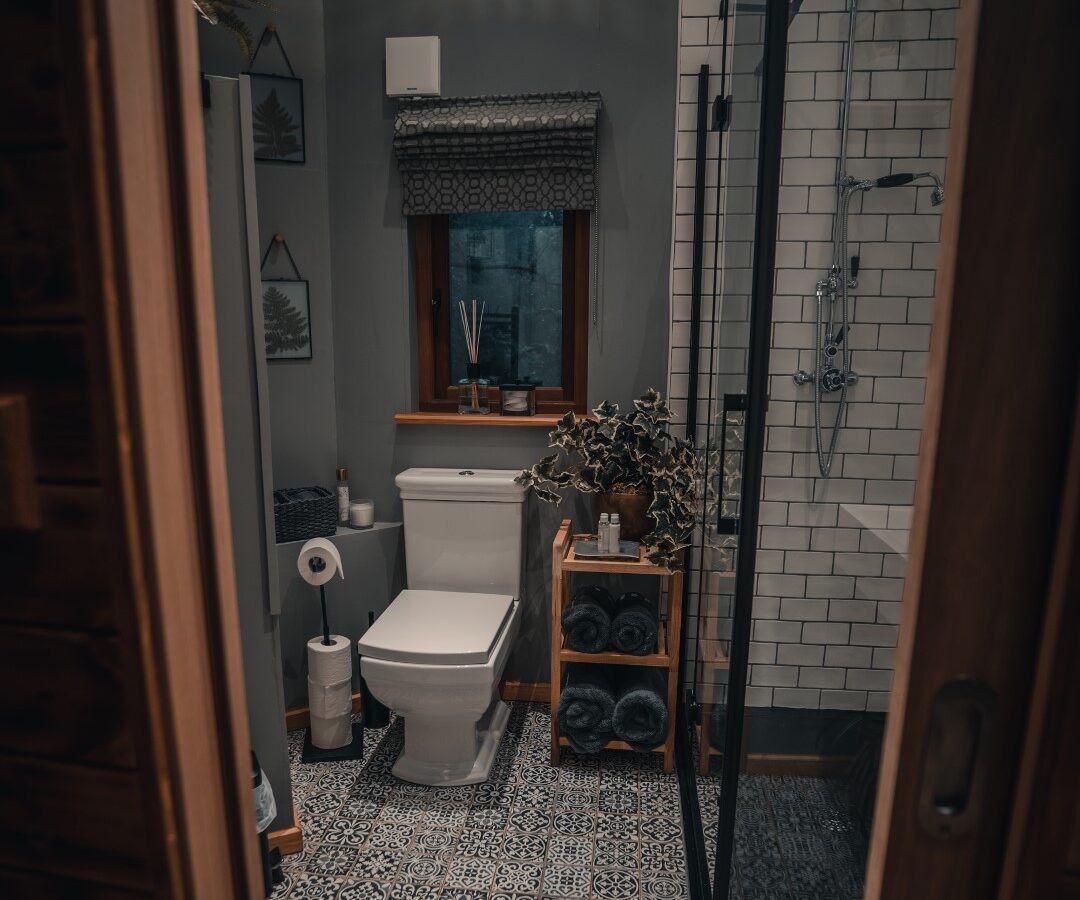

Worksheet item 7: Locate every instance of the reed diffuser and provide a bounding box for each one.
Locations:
[457,298,490,415]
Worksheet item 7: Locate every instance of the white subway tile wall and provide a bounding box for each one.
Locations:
[669,0,956,711]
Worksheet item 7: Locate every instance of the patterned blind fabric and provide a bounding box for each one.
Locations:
[394,92,602,215]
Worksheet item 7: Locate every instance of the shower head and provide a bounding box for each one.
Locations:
[873,171,945,205]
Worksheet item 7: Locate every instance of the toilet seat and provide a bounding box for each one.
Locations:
[358,589,515,666]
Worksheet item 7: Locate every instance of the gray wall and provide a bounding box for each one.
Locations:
[203,76,292,830]
[199,3,338,489]
[323,0,678,681]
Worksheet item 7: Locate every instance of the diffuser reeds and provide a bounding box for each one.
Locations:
[458,298,485,411]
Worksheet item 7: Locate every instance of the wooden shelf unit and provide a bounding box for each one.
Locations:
[549,518,684,773]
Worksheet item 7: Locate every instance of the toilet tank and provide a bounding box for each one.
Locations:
[395,468,527,597]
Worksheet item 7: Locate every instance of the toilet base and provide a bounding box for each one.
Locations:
[392,698,510,786]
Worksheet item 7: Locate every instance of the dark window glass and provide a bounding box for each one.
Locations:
[448,210,564,387]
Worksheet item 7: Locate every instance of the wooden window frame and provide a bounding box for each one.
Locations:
[412,211,589,415]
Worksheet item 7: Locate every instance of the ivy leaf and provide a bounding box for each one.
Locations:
[592,399,620,421]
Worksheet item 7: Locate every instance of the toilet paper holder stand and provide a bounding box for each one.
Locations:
[300,553,366,765]
[309,556,333,647]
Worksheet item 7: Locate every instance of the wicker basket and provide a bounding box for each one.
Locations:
[273,486,338,544]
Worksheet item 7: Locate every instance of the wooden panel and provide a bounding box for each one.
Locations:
[0,151,73,242]
[267,809,304,857]
[865,0,1080,897]
[0,868,150,899]
[501,681,551,702]
[88,0,264,892]
[0,234,81,323]
[0,393,40,529]
[0,326,97,480]
[0,4,66,147]
[0,756,152,890]
[0,627,133,766]
[0,485,115,629]
[997,393,1080,899]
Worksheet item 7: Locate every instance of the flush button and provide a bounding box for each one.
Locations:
[459,470,475,476]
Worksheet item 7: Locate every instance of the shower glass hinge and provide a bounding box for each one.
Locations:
[712,95,733,132]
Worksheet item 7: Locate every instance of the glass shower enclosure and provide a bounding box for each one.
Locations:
[676,1,787,897]
[678,0,956,894]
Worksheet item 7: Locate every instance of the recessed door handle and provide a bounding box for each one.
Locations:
[0,394,41,531]
[918,676,996,838]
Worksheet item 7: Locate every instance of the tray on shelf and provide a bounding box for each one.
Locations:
[571,538,642,561]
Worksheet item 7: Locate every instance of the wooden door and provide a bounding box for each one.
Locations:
[864,0,1080,897]
[0,1,262,896]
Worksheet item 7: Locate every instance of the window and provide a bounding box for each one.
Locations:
[413,210,589,414]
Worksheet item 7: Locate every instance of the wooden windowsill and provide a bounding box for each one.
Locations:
[394,412,565,427]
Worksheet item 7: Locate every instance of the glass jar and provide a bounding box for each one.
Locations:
[458,365,490,415]
[499,382,536,416]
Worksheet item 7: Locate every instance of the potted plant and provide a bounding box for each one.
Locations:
[515,389,698,570]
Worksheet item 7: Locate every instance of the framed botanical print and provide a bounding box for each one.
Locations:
[262,279,311,360]
[250,73,305,164]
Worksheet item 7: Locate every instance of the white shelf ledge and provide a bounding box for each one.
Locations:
[276,522,402,548]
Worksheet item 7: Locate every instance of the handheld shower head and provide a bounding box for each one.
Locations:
[873,171,945,205]
[914,172,945,206]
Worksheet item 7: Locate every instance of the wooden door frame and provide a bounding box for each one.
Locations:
[865,0,1080,897]
[74,1,262,895]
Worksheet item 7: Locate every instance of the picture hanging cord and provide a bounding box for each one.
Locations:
[248,23,297,77]
[260,233,303,280]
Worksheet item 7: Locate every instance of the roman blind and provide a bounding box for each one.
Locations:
[393,92,602,215]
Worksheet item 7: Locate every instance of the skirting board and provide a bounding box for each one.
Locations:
[504,687,851,777]
[285,692,363,733]
[284,685,847,778]
[267,808,303,856]
[501,680,550,702]
[742,753,852,778]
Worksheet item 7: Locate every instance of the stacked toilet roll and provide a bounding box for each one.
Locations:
[298,538,353,750]
[307,635,353,748]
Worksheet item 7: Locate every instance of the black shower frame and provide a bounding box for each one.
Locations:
[675,0,789,897]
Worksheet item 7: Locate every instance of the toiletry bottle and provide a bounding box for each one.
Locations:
[336,467,350,524]
[598,513,610,554]
[609,513,621,554]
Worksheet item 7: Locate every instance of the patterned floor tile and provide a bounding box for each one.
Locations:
[279,703,686,899]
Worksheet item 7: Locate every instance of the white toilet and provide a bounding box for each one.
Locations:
[358,467,526,785]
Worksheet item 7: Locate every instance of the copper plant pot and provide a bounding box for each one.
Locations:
[596,490,655,542]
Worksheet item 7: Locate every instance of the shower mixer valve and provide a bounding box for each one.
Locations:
[792,367,858,391]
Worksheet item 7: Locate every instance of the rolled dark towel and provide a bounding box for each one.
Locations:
[561,584,615,653]
[612,667,669,751]
[610,592,658,655]
[708,703,727,748]
[557,664,616,753]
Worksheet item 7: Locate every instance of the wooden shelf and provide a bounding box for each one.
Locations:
[394,412,565,427]
[558,736,665,756]
[558,620,671,667]
[549,519,684,774]
[562,535,677,575]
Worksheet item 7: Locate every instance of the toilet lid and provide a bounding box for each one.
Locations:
[358,589,515,665]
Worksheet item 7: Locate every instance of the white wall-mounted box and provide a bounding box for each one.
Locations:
[385,36,441,98]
